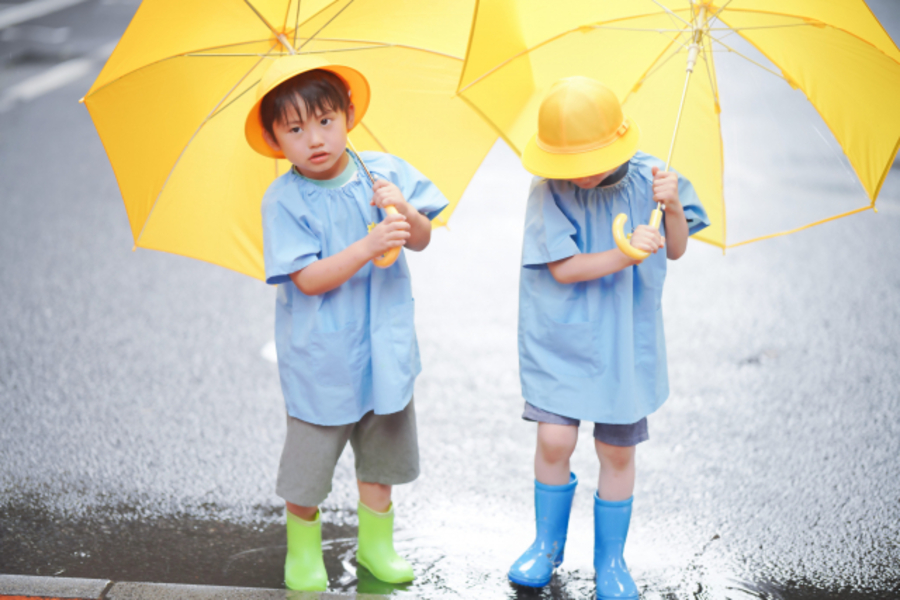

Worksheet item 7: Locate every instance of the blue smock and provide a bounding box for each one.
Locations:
[261,151,448,426]
[518,151,710,424]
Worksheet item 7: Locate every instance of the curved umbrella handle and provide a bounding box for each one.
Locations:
[612,208,663,261]
[372,205,402,268]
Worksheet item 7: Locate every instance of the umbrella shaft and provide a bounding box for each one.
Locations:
[664,4,708,174]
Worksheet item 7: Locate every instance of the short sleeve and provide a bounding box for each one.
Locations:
[677,175,710,236]
[522,180,581,268]
[380,154,450,221]
[261,187,321,286]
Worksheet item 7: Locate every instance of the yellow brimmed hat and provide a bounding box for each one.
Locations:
[245,55,370,159]
[522,76,639,180]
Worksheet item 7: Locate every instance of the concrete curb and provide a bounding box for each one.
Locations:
[0,575,398,600]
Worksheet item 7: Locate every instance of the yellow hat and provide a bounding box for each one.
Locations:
[522,76,639,180]
[245,55,370,159]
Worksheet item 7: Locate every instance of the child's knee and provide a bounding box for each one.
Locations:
[596,442,635,471]
[537,424,577,463]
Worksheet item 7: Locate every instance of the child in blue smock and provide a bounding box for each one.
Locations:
[244,56,448,591]
[508,77,709,599]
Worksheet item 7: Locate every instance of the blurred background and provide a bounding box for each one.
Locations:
[1,1,899,598]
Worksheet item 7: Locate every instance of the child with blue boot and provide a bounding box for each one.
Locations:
[508,76,710,598]
[244,56,448,591]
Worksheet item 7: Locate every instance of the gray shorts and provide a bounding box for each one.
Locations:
[276,400,419,507]
[522,402,649,447]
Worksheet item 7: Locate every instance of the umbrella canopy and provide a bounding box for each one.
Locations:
[457,0,900,249]
[83,0,496,280]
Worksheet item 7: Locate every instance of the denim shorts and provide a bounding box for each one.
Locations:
[522,402,649,447]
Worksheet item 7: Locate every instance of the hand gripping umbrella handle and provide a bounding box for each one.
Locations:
[612,208,663,261]
[372,206,402,268]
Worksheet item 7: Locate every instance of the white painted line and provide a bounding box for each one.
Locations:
[0,0,90,30]
[260,340,278,363]
[0,40,116,112]
[0,57,92,111]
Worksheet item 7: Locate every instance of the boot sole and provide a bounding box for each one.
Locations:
[508,572,552,588]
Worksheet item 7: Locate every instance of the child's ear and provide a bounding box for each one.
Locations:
[345,103,356,130]
[262,129,281,153]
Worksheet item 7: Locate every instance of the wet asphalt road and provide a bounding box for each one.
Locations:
[2,1,900,599]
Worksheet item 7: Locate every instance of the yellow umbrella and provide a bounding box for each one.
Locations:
[82,0,496,280]
[457,0,900,251]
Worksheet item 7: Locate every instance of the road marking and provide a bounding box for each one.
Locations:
[260,341,277,363]
[0,0,90,30]
[0,41,115,112]
[0,58,91,111]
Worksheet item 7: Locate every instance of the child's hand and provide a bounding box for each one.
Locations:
[630,224,665,257]
[364,212,410,259]
[651,166,683,215]
[371,180,413,218]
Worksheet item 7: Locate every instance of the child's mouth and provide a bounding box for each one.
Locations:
[309,152,329,164]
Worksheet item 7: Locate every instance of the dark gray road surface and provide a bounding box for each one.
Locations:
[2,1,899,598]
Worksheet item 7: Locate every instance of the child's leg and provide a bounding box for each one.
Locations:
[509,405,580,588]
[591,420,647,600]
[351,400,418,584]
[535,422,579,485]
[286,501,319,521]
[594,440,635,501]
[357,480,391,512]
[278,415,355,592]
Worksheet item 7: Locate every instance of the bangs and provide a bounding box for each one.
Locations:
[260,69,349,136]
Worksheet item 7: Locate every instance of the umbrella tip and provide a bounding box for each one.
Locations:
[78,97,85,103]
[131,245,137,252]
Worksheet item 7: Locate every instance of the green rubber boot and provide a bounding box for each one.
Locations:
[284,510,328,591]
[356,502,415,584]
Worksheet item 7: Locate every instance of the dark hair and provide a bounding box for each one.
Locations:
[259,69,350,138]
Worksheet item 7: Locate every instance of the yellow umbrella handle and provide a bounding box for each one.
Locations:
[372,206,402,268]
[612,208,663,261]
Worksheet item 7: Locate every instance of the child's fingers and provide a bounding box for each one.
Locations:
[383,213,408,225]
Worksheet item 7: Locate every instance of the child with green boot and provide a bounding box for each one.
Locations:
[508,76,710,599]
[244,56,448,591]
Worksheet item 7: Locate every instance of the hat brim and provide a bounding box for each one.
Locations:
[245,59,370,159]
[521,116,640,180]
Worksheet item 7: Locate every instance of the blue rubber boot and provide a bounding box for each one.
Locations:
[508,473,578,587]
[593,493,639,600]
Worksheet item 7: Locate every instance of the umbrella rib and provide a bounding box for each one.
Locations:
[359,122,388,152]
[243,0,296,53]
[85,38,280,98]
[705,32,789,83]
[627,32,691,94]
[134,47,276,247]
[699,38,720,114]
[297,0,355,52]
[720,8,900,68]
[459,11,683,94]
[590,25,693,33]
[207,76,261,120]
[710,23,813,33]
[648,0,690,26]
[186,43,390,57]
[242,0,280,37]
[705,0,734,25]
[726,206,874,249]
[293,0,301,47]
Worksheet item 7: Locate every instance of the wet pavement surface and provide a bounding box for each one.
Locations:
[2,1,900,599]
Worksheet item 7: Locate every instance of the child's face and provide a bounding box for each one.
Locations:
[570,162,625,189]
[264,98,355,180]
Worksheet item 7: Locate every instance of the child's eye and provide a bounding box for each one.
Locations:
[290,126,302,134]
[320,118,332,126]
